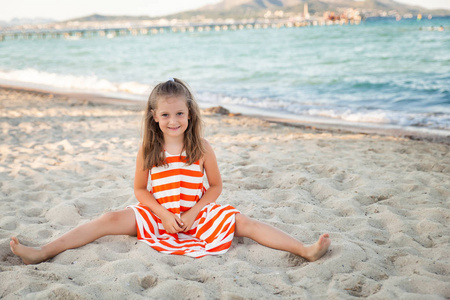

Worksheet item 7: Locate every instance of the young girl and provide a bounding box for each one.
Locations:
[10,78,330,264]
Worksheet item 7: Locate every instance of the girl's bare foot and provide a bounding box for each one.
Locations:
[10,237,47,265]
[303,233,331,262]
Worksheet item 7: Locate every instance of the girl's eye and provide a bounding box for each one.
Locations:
[162,114,168,117]
[177,112,184,116]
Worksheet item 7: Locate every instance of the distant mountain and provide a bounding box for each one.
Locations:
[59,0,450,24]
[2,17,56,26]
[65,14,150,23]
[171,0,301,19]
[168,0,450,19]
[200,0,301,11]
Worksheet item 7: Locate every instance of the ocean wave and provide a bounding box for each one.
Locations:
[0,68,448,132]
[0,68,150,95]
[197,92,450,131]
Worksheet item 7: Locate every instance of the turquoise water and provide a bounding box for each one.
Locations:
[0,17,449,133]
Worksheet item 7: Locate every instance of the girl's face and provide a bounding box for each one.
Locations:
[152,95,189,140]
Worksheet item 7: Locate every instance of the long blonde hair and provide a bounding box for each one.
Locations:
[142,78,205,169]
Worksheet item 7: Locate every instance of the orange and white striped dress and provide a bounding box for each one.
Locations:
[128,151,240,258]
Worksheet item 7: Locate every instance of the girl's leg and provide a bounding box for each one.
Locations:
[234,213,330,262]
[10,208,137,265]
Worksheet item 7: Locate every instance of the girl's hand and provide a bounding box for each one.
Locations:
[160,211,184,234]
[180,210,199,232]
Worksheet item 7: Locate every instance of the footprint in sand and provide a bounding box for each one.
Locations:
[139,275,158,289]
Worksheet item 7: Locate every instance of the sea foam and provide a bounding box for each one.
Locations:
[0,68,448,133]
[0,68,150,95]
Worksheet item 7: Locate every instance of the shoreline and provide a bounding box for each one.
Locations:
[1,83,448,144]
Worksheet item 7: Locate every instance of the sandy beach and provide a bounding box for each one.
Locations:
[0,87,449,299]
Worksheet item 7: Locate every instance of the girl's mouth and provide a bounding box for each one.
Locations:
[168,126,180,130]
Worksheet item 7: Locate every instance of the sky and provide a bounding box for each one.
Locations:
[1,0,450,22]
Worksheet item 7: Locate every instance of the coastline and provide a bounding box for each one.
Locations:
[1,86,449,299]
[1,83,448,144]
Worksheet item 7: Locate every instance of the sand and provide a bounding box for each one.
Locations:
[0,87,449,299]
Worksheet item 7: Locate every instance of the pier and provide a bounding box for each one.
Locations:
[0,18,360,41]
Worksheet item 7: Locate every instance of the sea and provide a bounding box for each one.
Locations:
[0,17,449,135]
